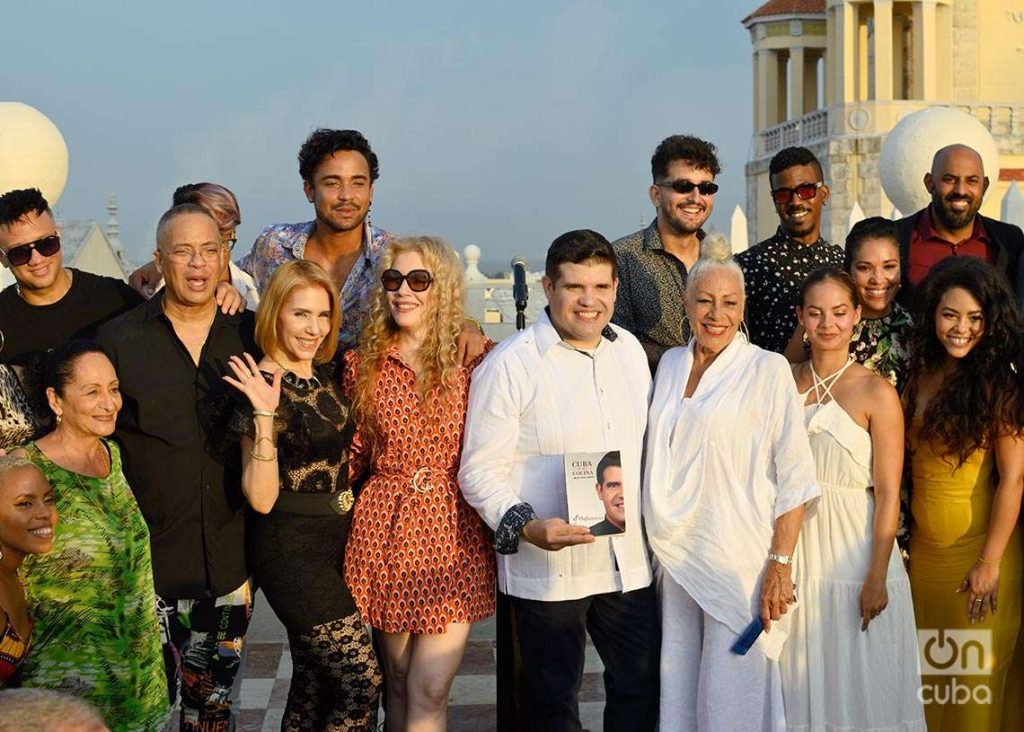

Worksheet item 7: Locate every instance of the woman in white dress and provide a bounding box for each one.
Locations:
[644,234,820,731]
[781,268,924,730]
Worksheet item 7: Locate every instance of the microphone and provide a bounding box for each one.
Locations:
[510,257,529,331]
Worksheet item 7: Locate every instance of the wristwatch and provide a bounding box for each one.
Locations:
[767,552,792,565]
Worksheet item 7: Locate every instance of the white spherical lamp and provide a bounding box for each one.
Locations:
[0,102,69,205]
[879,107,999,216]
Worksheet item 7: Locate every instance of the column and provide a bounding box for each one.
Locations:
[874,0,894,100]
[753,50,762,130]
[804,51,819,112]
[758,49,781,128]
[913,0,937,100]
[825,6,836,105]
[791,47,806,118]
[835,1,857,103]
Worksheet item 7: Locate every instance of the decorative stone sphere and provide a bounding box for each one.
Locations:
[463,244,481,263]
[879,107,999,216]
[0,102,69,205]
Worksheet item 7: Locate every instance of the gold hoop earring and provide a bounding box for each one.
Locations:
[54,412,62,426]
[740,320,751,341]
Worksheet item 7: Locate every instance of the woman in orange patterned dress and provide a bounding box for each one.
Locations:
[344,236,495,731]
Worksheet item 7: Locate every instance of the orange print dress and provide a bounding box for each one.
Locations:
[342,347,496,634]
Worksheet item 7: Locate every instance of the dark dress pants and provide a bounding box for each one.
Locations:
[510,582,660,732]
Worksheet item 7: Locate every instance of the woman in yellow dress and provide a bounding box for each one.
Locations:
[904,256,1024,731]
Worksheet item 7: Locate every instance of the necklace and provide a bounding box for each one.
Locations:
[271,359,321,390]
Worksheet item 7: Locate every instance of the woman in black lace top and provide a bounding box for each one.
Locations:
[226,260,381,731]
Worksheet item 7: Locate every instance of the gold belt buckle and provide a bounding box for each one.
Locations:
[331,489,354,514]
[412,467,432,494]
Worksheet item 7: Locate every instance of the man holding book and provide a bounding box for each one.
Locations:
[459,230,659,731]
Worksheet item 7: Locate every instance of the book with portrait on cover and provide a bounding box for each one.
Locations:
[563,450,626,537]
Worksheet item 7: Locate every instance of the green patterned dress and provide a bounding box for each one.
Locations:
[18,440,169,731]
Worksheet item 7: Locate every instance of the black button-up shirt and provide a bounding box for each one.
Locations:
[96,295,257,599]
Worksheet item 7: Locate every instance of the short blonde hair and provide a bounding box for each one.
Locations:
[255,260,341,365]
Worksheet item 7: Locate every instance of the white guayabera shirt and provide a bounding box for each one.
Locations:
[459,311,653,602]
[643,334,819,661]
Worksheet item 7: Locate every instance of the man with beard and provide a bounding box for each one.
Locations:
[737,146,844,355]
[611,135,719,371]
[896,143,1024,305]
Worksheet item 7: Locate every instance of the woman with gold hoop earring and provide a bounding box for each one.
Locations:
[344,236,496,731]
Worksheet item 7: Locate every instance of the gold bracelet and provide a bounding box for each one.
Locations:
[253,436,276,451]
[253,410,277,418]
[250,448,277,462]
[465,316,485,335]
[977,556,1000,566]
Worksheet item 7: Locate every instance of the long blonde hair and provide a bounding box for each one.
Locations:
[255,260,341,365]
[352,236,466,447]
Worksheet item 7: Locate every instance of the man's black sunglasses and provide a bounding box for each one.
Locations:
[381,268,433,292]
[2,234,61,267]
[656,179,719,196]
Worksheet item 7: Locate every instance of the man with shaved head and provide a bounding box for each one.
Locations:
[97,204,257,732]
[896,143,1024,304]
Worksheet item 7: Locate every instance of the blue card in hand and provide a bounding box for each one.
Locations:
[730,616,764,656]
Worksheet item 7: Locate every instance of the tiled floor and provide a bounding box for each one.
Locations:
[172,592,607,731]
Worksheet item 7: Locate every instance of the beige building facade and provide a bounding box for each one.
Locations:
[744,0,1024,243]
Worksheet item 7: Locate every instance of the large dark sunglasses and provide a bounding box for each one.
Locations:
[381,268,433,292]
[2,234,61,267]
[656,179,719,196]
[770,182,823,205]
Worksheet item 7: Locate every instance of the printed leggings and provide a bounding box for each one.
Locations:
[157,580,253,732]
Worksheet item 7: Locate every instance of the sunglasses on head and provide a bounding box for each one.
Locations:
[656,179,719,196]
[770,182,823,205]
[1,234,61,267]
[381,268,433,292]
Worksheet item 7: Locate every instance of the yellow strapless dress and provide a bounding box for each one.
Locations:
[909,422,1023,731]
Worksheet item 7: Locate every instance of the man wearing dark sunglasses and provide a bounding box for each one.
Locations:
[612,135,720,371]
[0,188,142,379]
[736,146,844,356]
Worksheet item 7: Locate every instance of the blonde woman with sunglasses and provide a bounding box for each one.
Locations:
[344,236,496,731]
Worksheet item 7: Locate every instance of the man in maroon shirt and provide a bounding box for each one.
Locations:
[895,144,1024,308]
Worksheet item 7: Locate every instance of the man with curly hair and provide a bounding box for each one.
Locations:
[611,135,720,371]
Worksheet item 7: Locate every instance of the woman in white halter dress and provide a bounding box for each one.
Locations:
[780,270,924,731]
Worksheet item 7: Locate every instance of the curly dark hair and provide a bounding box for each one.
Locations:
[0,188,51,230]
[769,146,823,182]
[298,128,379,183]
[904,256,1023,466]
[844,216,899,271]
[651,135,721,181]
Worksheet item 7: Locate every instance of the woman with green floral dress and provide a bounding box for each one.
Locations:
[13,341,168,731]
[844,217,914,560]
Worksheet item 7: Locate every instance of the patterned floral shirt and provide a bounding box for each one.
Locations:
[850,302,913,392]
[611,220,700,372]
[736,228,844,353]
[237,221,395,350]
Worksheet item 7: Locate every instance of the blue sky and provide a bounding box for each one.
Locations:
[6,1,756,269]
